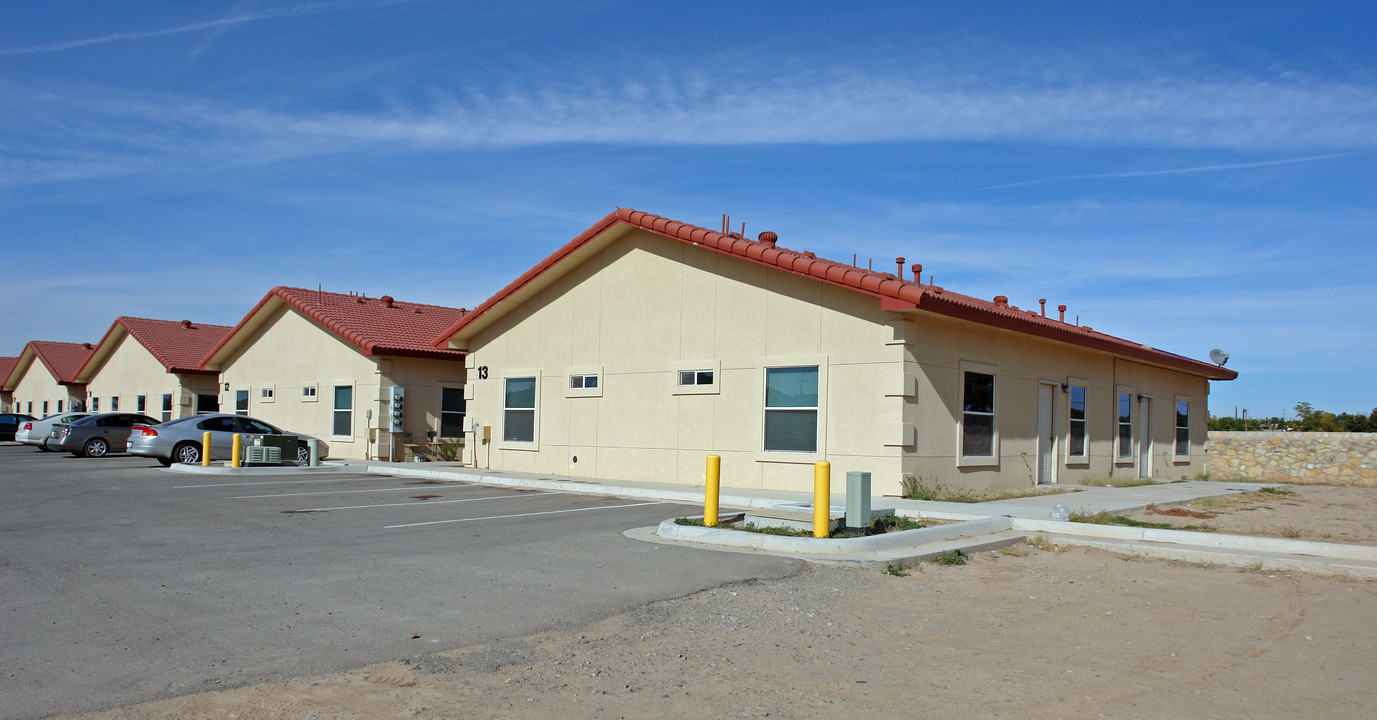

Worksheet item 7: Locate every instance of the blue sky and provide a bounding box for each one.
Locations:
[2,0,1374,418]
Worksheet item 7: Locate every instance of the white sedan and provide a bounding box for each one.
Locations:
[16,412,94,450]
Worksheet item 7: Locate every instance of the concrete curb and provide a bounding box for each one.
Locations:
[1014,517,1377,563]
[165,462,355,476]
[654,515,1013,555]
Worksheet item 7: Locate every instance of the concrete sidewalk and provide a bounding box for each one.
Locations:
[183,459,1377,577]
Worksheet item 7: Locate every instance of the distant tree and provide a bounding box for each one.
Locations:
[1337,413,1373,433]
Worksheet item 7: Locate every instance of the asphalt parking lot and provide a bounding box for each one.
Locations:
[0,444,800,720]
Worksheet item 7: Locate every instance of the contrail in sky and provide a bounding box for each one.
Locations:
[982,151,1368,190]
[0,0,422,56]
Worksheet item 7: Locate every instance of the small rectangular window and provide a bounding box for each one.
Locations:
[234,390,249,416]
[569,373,598,389]
[137,395,146,412]
[1175,400,1190,458]
[57,400,63,413]
[163,394,174,422]
[42,401,49,415]
[92,397,99,412]
[110,397,118,411]
[679,370,714,386]
[1117,392,1133,460]
[1068,385,1087,459]
[332,385,353,436]
[504,377,536,443]
[27,402,33,414]
[302,386,317,400]
[440,387,466,439]
[764,366,819,453]
[261,387,275,400]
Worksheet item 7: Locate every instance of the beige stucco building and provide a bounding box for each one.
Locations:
[2,341,95,418]
[201,287,468,460]
[0,357,17,412]
[74,317,231,421]
[436,209,1236,496]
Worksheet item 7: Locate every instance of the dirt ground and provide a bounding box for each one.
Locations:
[59,484,1377,720]
[1121,483,1377,544]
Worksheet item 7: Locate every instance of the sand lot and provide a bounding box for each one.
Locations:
[61,484,1377,720]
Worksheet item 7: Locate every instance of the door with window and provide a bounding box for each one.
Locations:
[1138,397,1153,479]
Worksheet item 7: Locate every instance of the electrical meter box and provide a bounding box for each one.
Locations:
[390,386,405,433]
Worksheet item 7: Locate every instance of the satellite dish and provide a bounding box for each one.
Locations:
[1209,349,1230,366]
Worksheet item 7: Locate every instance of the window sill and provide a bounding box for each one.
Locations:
[756,451,820,465]
[1064,458,1090,467]
[498,441,538,452]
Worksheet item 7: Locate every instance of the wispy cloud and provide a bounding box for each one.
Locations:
[4,67,1376,187]
[0,0,422,56]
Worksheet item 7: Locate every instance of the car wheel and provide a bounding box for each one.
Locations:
[84,438,109,458]
[39,444,52,452]
[174,442,201,465]
[296,443,311,463]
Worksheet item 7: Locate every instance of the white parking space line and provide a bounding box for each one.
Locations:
[174,476,385,490]
[231,485,477,500]
[293,491,557,512]
[385,501,668,529]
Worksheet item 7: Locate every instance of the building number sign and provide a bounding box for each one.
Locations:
[476,366,489,379]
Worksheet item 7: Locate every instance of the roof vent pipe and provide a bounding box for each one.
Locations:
[1058,304,1067,322]
[181,320,192,328]
[757,231,777,248]
[994,295,1009,308]
[911,264,922,283]
[381,295,395,308]
[1038,299,1046,317]
[84,343,92,349]
[895,257,905,280]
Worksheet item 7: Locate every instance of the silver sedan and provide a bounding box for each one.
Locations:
[48,413,161,457]
[127,414,330,466]
[16,412,93,449]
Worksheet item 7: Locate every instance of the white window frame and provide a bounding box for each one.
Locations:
[673,360,721,396]
[499,371,540,451]
[757,357,828,464]
[1115,386,1135,465]
[162,393,175,422]
[136,395,146,413]
[566,365,603,399]
[331,384,354,438]
[1174,395,1191,462]
[110,396,119,412]
[957,360,999,467]
[260,385,275,402]
[301,385,318,402]
[1065,378,1089,465]
[234,389,250,417]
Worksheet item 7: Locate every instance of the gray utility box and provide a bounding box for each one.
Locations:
[248,434,297,461]
[243,446,281,464]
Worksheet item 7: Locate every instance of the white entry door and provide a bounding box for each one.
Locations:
[1138,397,1153,479]
[1037,383,1055,484]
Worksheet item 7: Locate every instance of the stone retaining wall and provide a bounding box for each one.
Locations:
[1205,431,1377,486]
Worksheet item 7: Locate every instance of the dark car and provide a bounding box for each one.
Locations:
[48,413,160,457]
[1,413,38,441]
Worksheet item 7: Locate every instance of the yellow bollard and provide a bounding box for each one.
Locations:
[201,431,212,467]
[704,455,721,527]
[231,433,242,468]
[813,460,831,538]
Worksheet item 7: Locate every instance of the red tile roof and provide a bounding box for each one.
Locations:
[0,356,18,388]
[77,317,233,380]
[9,341,98,386]
[435,208,1237,381]
[203,286,467,367]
